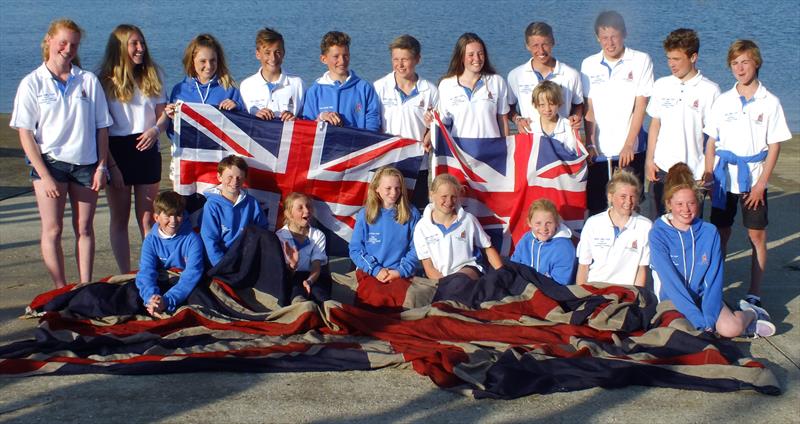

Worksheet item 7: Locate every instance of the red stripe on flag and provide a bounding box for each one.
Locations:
[181,103,254,158]
[326,137,419,172]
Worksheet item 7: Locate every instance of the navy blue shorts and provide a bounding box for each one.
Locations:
[710,191,768,230]
[31,154,96,188]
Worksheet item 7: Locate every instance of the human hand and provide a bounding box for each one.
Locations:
[282,240,299,270]
[279,111,296,122]
[92,167,107,191]
[303,279,312,294]
[645,159,658,182]
[256,108,275,120]
[618,144,635,168]
[165,103,177,118]
[514,117,531,134]
[744,181,767,209]
[568,114,582,129]
[146,294,166,317]
[218,99,237,111]
[135,127,159,151]
[41,175,61,198]
[423,108,434,127]
[319,111,342,126]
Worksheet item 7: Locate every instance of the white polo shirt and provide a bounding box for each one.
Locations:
[529,115,581,153]
[581,47,654,157]
[276,225,327,272]
[577,210,652,285]
[373,72,439,142]
[437,73,510,138]
[703,82,791,193]
[413,204,492,276]
[240,70,305,116]
[107,85,167,136]
[507,59,584,120]
[647,71,720,179]
[10,63,113,165]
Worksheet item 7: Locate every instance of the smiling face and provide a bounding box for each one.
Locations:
[256,41,284,77]
[430,182,459,217]
[391,48,419,80]
[597,26,625,60]
[462,41,485,75]
[127,30,146,65]
[534,92,559,122]
[288,197,313,228]
[526,35,554,67]
[608,183,638,217]
[321,45,350,81]
[155,212,183,237]
[193,46,218,84]
[529,210,558,242]
[46,28,81,69]
[666,49,696,81]
[377,174,402,209]
[217,165,245,201]
[730,51,759,86]
[667,188,699,229]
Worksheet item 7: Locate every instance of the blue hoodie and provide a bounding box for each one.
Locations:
[169,76,244,109]
[510,223,576,285]
[649,215,723,330]
[349,206,421,278]
[200,188,268,266]
[135,216,204,312]
[301,71,381,131]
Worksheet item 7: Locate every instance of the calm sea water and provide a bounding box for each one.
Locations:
[1,0,798,130]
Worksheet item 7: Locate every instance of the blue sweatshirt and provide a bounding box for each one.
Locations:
[649,216,723,330]
[169,76,244,109]
[349,207,421,278]
[135,216,204,312]
[510,223,576,285]
[200,188,268,266]
[301,71,381,131]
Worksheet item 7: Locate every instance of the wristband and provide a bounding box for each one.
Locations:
[151,126,161,136]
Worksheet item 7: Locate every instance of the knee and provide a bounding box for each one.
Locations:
[716,317,745,338]
[41,223,63,241]
[748,230,766,246]
[75,224,95,239]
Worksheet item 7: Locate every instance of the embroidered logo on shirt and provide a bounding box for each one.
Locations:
[287,98,294,111]
[627,71,634,81]
[487,90,493,100]
[756,113,763,123]
[355,102,363,113]
[630,240,638,250]
[692,99,699,109]
[367,232,381,244]
[220,224,230,235]
[418,99,425,108]
[701,254,708,265]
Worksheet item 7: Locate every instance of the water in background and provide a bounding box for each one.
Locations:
[1,0,798,130]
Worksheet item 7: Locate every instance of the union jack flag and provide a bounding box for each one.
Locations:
[431,114,588,255]
[172,102,424,254]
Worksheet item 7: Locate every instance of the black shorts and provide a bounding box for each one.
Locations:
[109,134,161,185]
[710,191,768,230]
[31,154,96,188]
[586,152,645,216]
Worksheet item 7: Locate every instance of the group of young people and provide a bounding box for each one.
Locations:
[10,10,790,339]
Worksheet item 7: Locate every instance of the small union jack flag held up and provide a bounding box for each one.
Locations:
[172,102,424,255]
[431,114,588,255]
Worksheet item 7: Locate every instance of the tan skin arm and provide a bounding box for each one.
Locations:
[484,246,503,270]
[19,129,60,197]
[745,143,780,209]
[568,103,585,129]
[645,117,661,182]
[633,265,647,288]
[703,136,717,189]
[618,96,648,168]
[576,263,589,285]
[420,258,444,279]
[583,98,597,162]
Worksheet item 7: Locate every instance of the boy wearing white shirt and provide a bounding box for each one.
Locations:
[507,22,584,134]
[240,28,304,121]
[581,11,654,216]
[646,28,720,216]
[703,40,791,307]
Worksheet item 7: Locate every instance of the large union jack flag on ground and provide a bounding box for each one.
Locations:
[431,114,588,255]
[172,102,424,254]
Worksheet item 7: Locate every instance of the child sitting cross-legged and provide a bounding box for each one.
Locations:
[135,191,204,317]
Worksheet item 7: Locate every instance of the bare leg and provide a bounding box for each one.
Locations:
[33,179,69,288]
[134,182,159,238]
[715,304,754,338]
[747,228,768,297]
[69,182,99,283]
[106,183,132,273]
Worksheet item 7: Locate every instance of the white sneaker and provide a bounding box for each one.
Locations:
[740,299,771,321]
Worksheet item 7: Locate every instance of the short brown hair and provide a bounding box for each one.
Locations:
[388,34,421,58]
[663,28,699,57]
[524,22,554,44]
[727,39,762,70]
[532,80,563,108]
[154,191,186,216]
[320,31,350,55]
[256,27,284,50]
[217,155,248,175]
[594,11,627,37]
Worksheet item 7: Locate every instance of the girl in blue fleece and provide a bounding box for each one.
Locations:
[200,155,268,266]
[511,199,576,285]
[650,163,775,338]
[136,191,204,317]
[165,33,243,117]
[350,166,420,282]
[301,31,381,131]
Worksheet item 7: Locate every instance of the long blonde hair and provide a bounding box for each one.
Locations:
[182,33,235,89]
[365,167,412,225]
[98,24,163,102]
[41,19,84,67]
